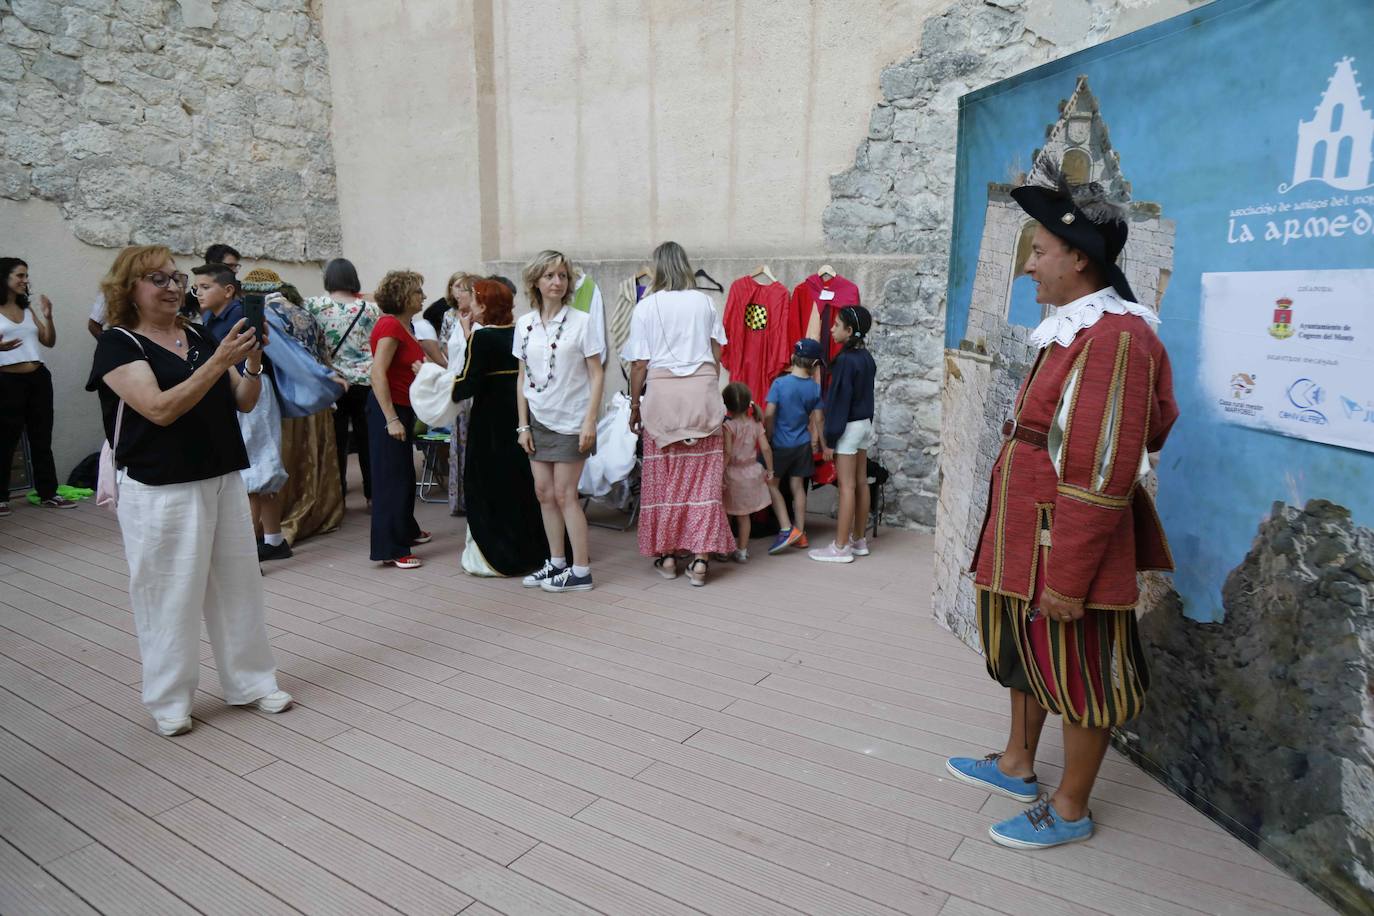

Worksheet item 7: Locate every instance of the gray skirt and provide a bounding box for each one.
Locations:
[530,416,595,463]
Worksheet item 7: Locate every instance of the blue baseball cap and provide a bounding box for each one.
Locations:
[793,338,824,360]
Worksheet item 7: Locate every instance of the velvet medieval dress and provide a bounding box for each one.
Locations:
[451,325,547,576]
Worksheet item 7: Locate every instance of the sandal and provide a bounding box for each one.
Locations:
[686,557,708,587]
[653,554,678,580]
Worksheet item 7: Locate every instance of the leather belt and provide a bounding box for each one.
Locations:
[1002,419,1048,449]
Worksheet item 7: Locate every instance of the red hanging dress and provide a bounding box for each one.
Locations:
[722,277,792,403]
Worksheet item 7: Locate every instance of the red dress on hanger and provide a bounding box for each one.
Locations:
[790,273,861,386]
[722,277,792,403]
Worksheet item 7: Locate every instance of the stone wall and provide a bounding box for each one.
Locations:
[1126,501,1374,915]
[0,0,340,260]
[821,0,1203,539]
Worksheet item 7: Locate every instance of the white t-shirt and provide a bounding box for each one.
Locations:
[412,316,438,342]
[621,289,727,375]
[90,293,106,324]
[513,306,604,436]
[447,319,482,370]
[0,308,46,367]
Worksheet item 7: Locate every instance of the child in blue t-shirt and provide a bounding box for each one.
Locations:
[764,338,824,554]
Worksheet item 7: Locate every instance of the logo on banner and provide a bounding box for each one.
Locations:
[1269,297,1295,339]
[1279,56,1374,194]
[1282,377,1329,424]
[1230,372,1256,398]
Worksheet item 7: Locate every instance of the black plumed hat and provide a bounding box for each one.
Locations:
[1010,156,1135,302]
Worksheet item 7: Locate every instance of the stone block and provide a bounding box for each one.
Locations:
[31,51,82,94]
[867,104,893,140]
[878,62,921,102]
[2,14,44,48]
[0,44,23,80]
[114,0,165,29]
[0,159,32,198]
[63,7,109,46]
[10,0,61,34]
[176,0,216,29]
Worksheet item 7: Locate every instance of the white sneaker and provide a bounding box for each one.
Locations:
[251,690,294,714]
[849,537,870,556]
[156,716,192,737]
[808,541,855,564]
[730,549,749,563]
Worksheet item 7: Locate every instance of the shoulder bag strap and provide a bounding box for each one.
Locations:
[331,302,368,359]
[108,327,147,468]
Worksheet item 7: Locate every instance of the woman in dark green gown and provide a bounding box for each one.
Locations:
[452,280,547,576]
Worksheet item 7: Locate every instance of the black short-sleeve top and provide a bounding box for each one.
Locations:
[85,325,249,486]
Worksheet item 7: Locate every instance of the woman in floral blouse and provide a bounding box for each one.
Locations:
[303,258,381,505]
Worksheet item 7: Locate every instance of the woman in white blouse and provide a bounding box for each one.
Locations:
[623,241,735,586]
[515,251,606,593]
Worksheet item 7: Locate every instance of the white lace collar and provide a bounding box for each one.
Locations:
[1028,287,1160,350]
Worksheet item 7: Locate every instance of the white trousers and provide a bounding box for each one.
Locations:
[117,471,280,720]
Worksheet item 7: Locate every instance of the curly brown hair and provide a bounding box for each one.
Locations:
[100,245,177,329]
[374,269,425,315]
[472,278,514,326]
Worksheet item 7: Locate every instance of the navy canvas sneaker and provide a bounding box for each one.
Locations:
[522,559,562,588]
[944,753,1039,802]
[541,567,594,593]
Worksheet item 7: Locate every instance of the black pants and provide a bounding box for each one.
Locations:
[0,365,58,499]
[366,393,420,561]
[334,383,372,500]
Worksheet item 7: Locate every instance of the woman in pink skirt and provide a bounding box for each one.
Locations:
[624,241,735,586]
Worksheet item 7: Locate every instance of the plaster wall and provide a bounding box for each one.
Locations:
[2,196,324,485]
[321,0,942,283]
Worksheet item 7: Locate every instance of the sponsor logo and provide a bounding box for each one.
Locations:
[1280,377,1329,424]
[1269,297,1295,339]
[1230,372,1256,398]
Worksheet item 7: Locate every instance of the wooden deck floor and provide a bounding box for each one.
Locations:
[0,489,1332,915]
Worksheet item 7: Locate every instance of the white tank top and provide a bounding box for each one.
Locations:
[0,308,45,367]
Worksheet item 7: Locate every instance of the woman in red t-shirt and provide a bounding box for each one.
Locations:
[367,270,429,568]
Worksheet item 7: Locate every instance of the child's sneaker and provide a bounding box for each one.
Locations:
[808,541,853,563]
[522,559,563,588]
[730,549,749,563]
[849,537,870,556]
[794,531,810,549]
[541,567,594,592]
[768,527,801,555]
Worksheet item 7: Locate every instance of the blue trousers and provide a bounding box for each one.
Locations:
[366,394,420,561]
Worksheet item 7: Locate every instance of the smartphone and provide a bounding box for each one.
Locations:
[241,293,266,343]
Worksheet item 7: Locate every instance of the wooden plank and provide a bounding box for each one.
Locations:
[0,775,92,865]
[156,799,403,915]
[44,842,199,916]
[247,762,594,916]
[0,692,191,817]
[57,701,472,916]
[0,728,297,915]
[0,836,99,916]
[0,652,87,714]
[508,843,700,916]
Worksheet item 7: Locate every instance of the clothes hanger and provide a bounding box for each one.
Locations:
[817,263,836,280]
[694,268,723,292]
[634,266,652,283]
[750,264,778,285]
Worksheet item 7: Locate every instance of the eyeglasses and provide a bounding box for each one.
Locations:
[143,271,189,290]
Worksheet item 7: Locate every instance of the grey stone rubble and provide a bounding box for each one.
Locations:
[0,0,341,261]
[1127,500,1374,915]
[822,0,1200,534]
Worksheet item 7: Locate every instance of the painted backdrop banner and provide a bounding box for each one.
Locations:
[945,0,1374,622]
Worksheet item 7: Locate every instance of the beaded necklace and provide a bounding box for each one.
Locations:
[520,307,568,393]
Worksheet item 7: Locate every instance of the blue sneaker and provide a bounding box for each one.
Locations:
[768,527,802,555]
[541,567,594,593]
[944,753,1039,802]
[988,797,1093,850]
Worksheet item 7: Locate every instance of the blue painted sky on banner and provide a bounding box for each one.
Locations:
[945,0,1374,620]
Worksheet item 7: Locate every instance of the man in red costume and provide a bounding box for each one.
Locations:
[945,156,1178,849]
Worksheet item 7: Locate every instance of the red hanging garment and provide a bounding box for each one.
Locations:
[790,273,861,387]
[722,277,792,403]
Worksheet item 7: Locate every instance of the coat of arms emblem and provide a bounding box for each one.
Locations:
[1269,296,1294,340]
